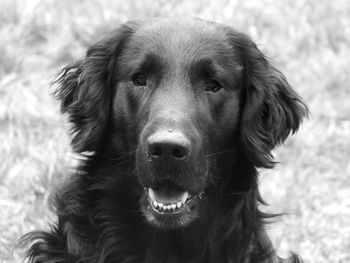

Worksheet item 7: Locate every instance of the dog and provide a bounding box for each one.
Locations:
[21,18,308,262]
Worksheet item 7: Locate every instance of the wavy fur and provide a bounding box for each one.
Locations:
[19,18,307,263]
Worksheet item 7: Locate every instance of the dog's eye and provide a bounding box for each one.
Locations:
[132,73,147,87]
[205,79,222,93]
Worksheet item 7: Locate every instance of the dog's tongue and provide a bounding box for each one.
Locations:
[149,188,189,204]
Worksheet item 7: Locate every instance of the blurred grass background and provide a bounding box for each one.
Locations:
[0,0,349,262]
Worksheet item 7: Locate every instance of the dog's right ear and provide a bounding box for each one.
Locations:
[54,21,141,153]
[225,28,308,169]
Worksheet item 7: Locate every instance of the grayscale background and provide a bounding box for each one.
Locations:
[0,0,349,262]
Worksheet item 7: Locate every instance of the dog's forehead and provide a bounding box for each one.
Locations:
[128,18,233,60]
[137,18,222,39]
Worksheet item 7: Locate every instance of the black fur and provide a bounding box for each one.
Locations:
[19,18,308,263]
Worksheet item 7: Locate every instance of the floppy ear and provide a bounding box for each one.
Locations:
[228,31,308,168]
[54,21,140,153]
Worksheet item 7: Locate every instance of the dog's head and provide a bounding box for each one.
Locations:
[55,18,307,230]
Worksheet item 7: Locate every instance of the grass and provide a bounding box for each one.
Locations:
[1,0,349,262]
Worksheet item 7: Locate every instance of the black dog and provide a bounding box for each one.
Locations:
[21,18,308,262]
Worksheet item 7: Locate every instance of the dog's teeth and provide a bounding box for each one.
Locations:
[148,188,156,200]
[148,188,189,212]
[180,191,190,203]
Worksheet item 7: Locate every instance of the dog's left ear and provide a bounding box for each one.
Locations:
[54,21,140,153]
[227,30,308,168]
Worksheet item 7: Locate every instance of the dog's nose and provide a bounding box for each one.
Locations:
[147,131,190,161]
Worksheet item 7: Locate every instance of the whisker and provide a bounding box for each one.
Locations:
[206,149,237,157]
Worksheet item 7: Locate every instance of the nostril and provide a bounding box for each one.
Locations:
[172,146,188,160]
[149,145,162,158]
[147,131,191,161]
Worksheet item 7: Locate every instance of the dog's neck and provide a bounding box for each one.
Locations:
[142,224,209,262]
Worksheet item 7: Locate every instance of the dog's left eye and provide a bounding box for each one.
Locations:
[132,73,148,87]
[205,79,222,93]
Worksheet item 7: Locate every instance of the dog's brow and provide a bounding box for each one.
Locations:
[190,57,240,87]
[192,58,220,73]
[132,52,164,74]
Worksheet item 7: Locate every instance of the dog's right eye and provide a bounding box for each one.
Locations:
[205,79,222,93]
[132,73,147,87]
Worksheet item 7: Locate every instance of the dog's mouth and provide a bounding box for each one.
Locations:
[141,180,204,229]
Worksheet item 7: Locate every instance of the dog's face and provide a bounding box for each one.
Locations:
[55,18,307,230]
[114,19,243,229]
